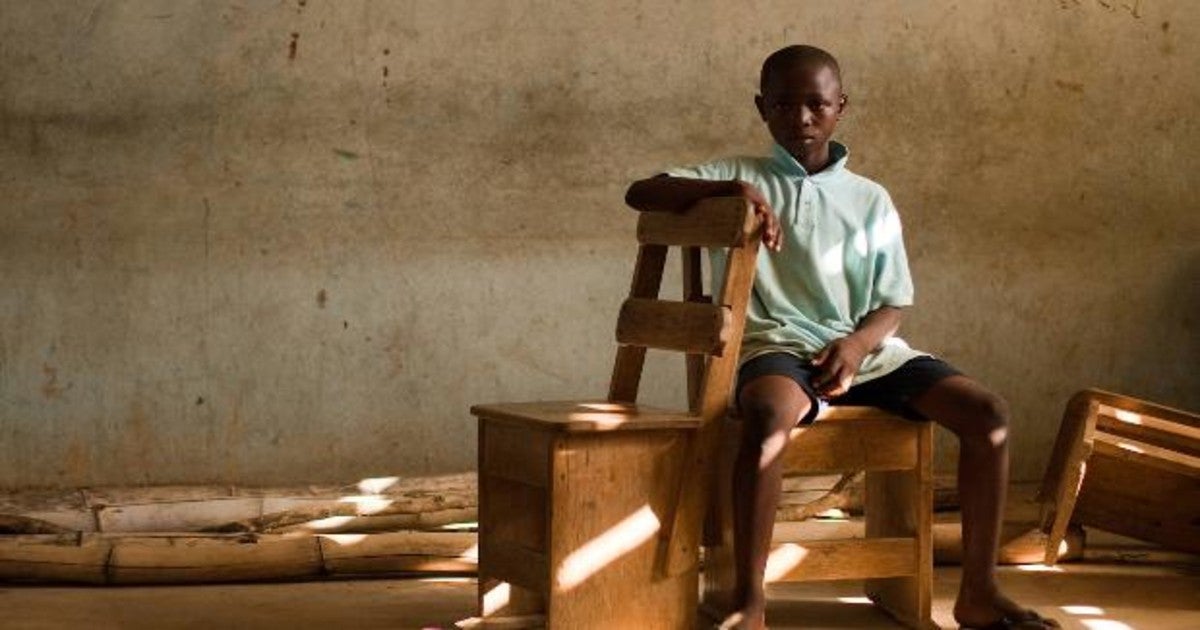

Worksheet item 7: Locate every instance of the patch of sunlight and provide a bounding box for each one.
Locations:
[579,402,631,413]
[1081,620,1135,630]
[852,229,869,256]
[1116,442,1144,454]
[482,581,510,615]
[454,617,484,629]
[441,521,478,532]
[816,508,848,520]
[1112,409,1142,425]
[1016,563,1064,572]
[1062,605,1105,615]
[357,476,400,494]
[319,533,367,546]
[339,495,394,514]
[760,431,789,471]
[304,515,356,530]
[764,543,809,582]
[556,505,661,590]
[460,544,479,561]
[566,412,635,429]
[1058,538,1072,557]
[870,208,902,246]
[420,576,473,584]
[819,244,844,275]
[838,596,872,605]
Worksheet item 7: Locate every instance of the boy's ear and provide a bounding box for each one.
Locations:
[837,93,849,118]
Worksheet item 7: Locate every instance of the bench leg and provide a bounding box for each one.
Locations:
[700,426,738,621]
[864,424,933,630]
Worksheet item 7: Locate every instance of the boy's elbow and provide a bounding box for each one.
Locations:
[624,179,654,211]
[623,182,641,210]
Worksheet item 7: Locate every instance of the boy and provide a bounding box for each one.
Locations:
[625,45,1058,630]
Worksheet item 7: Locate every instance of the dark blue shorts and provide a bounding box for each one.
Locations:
[736,353,963,425]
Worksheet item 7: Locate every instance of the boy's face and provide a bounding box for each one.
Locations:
[755,63,846,162]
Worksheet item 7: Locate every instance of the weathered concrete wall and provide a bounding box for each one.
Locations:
[2,1,1196,487]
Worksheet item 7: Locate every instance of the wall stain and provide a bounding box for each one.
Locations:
[1054,79,1085,93]
[61,439,90,482]
[1057,0,1143,18]
[288,32,299,60]
[40,363,68,399]
[316,288,327,308]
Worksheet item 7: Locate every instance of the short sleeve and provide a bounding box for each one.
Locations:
[869,192,915,310]
[663,159,734,182]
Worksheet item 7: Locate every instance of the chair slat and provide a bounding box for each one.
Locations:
[768,538,917,582]
[637,197,756,247]
[1096,404,1200,458]
[616,298,731,356]
[608,244,668,403]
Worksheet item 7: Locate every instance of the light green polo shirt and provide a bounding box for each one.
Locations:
[665,142,927,384]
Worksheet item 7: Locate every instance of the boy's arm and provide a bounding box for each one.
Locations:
[810,306,904,398]
[625,175,782,251]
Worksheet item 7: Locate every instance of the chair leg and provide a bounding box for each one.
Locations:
[701,423,739,621]
[1039,395,1097,565]
[864,424,933,630]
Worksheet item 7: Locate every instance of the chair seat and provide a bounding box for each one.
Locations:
[471,400,700,433]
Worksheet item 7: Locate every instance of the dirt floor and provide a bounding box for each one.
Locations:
[2,538,1197,630]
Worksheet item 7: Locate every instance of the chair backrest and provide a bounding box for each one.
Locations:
[607,197,762,416]
[604,197,762,577]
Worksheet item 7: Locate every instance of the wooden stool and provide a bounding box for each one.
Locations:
[472,198,762,628]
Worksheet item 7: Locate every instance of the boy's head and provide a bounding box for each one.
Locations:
[755,45,847,164]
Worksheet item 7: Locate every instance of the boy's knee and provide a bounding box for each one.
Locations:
[962,392,1009,447]
[740,395,810,441]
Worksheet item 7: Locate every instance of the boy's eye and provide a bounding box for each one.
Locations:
[770,101,830,114]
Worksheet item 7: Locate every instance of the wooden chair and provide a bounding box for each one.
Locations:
[472,195,933,629]
[1038,389,1200,564]
[471,197,762,629]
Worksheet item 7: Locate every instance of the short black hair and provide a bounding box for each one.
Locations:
[760,45,842,92]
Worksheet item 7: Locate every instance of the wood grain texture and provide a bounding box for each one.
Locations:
[471,401,698,433]
[615,298,731,355]
[780,415,922,474]
[547,431,696,629]
[637,197,755,247]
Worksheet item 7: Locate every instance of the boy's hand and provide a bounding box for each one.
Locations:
[731,180,782,252]
[809,337,869,399]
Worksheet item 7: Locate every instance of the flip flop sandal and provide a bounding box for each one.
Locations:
[960,610,1061,630]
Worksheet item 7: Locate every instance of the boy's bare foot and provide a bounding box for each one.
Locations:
[954,589,1059,628]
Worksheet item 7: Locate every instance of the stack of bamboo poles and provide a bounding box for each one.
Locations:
[1,472,1080,585]
[0,474,479,584]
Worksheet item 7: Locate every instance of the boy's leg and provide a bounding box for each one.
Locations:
[907,375,1059,628]
[729,373,813,630]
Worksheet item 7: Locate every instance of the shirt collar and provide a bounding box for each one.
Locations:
[770,141,849,180]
